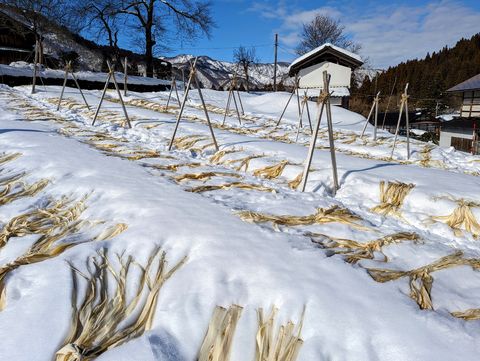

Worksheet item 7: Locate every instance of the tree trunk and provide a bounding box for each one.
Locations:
[244,64,249,92]
[145,28,154,77]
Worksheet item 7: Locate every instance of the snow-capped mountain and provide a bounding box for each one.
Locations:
[163,54,292,90]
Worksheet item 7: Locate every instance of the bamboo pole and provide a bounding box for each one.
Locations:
[324,72,339,194]
[360,91,380,138]
[236,89,244,115]
[222,87,233,126]
[92,71,111,126]
[277,77,298,126]
[231,87,242,125]
[31,39,38,94]
[300,93,326,192]
[57,61,70,111]
[194,75,219,151]
[295,95,307,142]
[223,65,242,125]
[390,84,409,159]
[174,78,181,106]
[404,85,410,159]
[109,61,132,128]
[166,76,175,108]
[296,84,302,128]
[373,91,380,141]
[124,57,128,97]
[304,91,313,133]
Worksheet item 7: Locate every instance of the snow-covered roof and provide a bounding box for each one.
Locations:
[288,43,363,74]
[447,73,480,92]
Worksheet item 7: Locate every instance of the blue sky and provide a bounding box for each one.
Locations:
[117,0,480,69]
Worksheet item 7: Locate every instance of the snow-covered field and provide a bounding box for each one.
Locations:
[1,84,480,360]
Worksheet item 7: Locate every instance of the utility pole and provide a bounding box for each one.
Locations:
[273,33,278,92]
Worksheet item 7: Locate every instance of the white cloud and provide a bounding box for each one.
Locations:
[251,0,480,68]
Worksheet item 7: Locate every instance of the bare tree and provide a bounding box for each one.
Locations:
[118,0,214,78]
[233,46,257,92]
[296,14,360,55]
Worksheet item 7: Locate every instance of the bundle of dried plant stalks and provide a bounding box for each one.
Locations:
[0,152,22,166]
[221,154,265,172]
[56,247,187,361]
[189,182,275,194]
[253,160,291,180]
[288,173,304,190]
[371,181,415,217]
[255,307,304,361]
[238,205,368,230]
[174,171,242,183]
[198,305,243,361]
[366,251,480,311]
[310,232,419,264]
[0,178,49,206]
[432,199,480,238]
[210,149,240,164]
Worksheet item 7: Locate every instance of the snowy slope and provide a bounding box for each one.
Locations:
[0,84,479,361]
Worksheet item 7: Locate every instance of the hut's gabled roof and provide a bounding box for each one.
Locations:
[288,43,363,76]
[447,73,480,92]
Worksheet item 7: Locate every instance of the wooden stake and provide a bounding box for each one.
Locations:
[92,61,131,128]
[373,92,380,141]
[124,57,128,97]
[300,71,339,194]
[57,61,90,111]
[166,76,175,108]
[390,83,409,159]
[296,85,302,128]
[304,91,313,133]
[32,39,38,94]
[360,91,380,138]
[236,89,244,115]
[168,58,219,151]
[277,77,299,126]
[223,65,242,125]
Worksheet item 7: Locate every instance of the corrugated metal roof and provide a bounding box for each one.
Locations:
[447,73,480,92]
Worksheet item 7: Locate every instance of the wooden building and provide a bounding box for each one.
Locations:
[438,74,480,154]
[0,9,35,64]
[288,43,363,108]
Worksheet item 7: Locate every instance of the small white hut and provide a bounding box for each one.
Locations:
[288,43,363,108]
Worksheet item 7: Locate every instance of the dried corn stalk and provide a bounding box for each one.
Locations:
[253,160,290,180]
[189,182,275,194]
[310,232,419,264]
[0,196,87,250]
[451,308,480,320]
[371,181,415,217]
[366,251,470,310]
[0,171,26,187]
[255,307,304,361]
[288,172,303,190]
[0,178,49,206]
[222,155,264,172]
[238,205,368,230]
[148,162,202,172]
[432,199,480,238]
[198,305,243,361]
[0,152,21,166]
[210,149,239,164]
[175,171,242,183]
[173,135,209,150]
[56,248,187,361]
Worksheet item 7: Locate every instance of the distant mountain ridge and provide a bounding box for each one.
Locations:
[163,54,292,90]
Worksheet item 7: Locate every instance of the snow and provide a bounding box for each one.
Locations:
[289,43,364,72]
[0,84,480,360]
[0,62,170,86]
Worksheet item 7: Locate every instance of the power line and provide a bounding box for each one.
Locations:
[173,43,272,51]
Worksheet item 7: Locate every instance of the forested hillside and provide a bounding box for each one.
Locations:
[352,33,480,115]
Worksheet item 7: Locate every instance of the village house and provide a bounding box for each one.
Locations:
[439,73,480,154]
[288,43,363,108]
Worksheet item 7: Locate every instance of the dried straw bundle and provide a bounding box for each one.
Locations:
[238,205,367,230]
[56,248,187,361]
[366,251,468,310]
[371,181,415,217]
[0,178,49,206]
[255,307,304,361]
[198,305,243,361]
[288,172,304,190]
[148,162,202,172]
[310,232,419,264]
[432,200,480,238]
[0,171,26,187]
[189,182,275,194]
[253,160,290,180]
[174,171,242,183]
[0,152,21,166]
[0,196,87,251]
[173,135,209,150]
[451,308,480,320]
[210,149,240,164]
[222,155,264,172]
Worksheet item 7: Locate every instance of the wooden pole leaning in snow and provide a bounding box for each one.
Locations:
[295,90,313,142]
[124,57,128,97]
[222,64,242,126]
[390,83,410,160]
[166,76,181,108]
[168,57,219,151]
[360,91,380,140]
[92,61,131,129]
[300,71,339,194]
[31,40,39,94]
[57,61,90,111]
[277,76,300,126]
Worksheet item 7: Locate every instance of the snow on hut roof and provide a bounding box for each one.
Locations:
[288,43,363,75]
[447,73,480,92]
